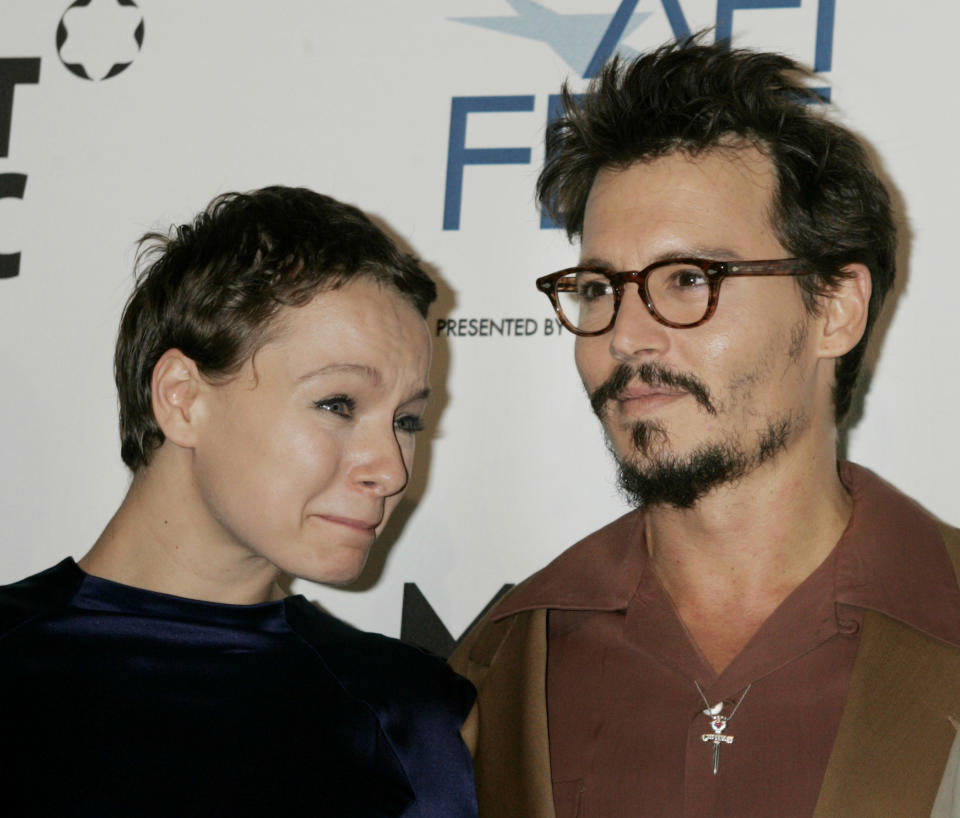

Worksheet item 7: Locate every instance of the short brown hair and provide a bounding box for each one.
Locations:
[115,186,436,470]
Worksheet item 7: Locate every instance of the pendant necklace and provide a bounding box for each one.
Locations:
[693,680,752,775]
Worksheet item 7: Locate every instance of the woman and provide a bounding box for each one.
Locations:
[0,187,477,817]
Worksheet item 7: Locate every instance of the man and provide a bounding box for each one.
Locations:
[450,38,960,817]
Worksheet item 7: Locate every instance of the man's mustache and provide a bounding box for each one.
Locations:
[589,363,717,418]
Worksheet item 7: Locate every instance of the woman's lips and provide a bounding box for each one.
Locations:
[314,514,379,532]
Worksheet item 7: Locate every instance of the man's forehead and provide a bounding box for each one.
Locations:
[589,142,776,195]
[585,146,777,221]
[579,144,785,266]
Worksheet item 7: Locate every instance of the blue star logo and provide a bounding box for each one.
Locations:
[450,0,653,78]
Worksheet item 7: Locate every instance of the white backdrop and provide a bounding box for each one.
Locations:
[0,0,956,644]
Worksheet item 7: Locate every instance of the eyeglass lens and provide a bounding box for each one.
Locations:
[555,263,710,331]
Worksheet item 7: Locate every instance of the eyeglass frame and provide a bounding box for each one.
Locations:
[536,257,808,336]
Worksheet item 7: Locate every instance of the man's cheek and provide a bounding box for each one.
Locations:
[574,340,607,390]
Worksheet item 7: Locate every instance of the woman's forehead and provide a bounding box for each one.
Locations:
[245,280,431,391]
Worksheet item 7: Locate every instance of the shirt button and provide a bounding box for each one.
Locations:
[838,618,860,634]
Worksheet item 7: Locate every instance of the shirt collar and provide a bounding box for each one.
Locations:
[492,462,960,650]
[835,461,960,649]
[492,509,646,620]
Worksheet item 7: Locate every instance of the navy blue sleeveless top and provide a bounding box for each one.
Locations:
[0,559,477,817]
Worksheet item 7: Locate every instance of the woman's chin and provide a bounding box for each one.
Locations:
[290,548,372,588]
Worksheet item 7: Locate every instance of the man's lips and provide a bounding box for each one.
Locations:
[617,385,687,401]
[589,363,717,419]
[614,385,687,409]
[606,387,687,420]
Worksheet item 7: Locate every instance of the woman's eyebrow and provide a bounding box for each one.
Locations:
[297,363,381,384]
[402,387,432,405]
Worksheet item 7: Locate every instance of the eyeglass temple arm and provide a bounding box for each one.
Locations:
[717,260,804,277]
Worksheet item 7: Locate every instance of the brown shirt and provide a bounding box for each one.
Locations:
[493,463,960,818]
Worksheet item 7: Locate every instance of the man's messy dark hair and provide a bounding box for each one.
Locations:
[537,36,896,422]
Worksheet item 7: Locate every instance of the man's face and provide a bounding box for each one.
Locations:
[575,145,825,508]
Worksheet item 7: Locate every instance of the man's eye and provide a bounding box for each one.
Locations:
[669,269,708,288]
[395,414,424,434]
[314,396,355,417]
[577,278,613,300]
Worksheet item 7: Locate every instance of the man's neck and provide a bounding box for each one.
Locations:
[644,445,852,675]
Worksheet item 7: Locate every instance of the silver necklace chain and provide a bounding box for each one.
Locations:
[693,680,752,775]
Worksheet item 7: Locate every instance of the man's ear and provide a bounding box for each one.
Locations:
[151,349,205,449]
[817,263,872,360]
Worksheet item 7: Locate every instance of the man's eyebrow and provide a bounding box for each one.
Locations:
[578,256,616,271]
[578,247,743,269]
[297,364,381,384]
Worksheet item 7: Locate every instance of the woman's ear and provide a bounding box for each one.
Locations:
[817,263,872,360]
[151,349,204,448]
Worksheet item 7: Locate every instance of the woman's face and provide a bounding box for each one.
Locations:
[190,277,431,586]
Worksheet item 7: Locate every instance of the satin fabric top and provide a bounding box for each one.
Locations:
[0,559,478,817]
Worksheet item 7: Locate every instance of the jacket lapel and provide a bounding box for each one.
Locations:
[453,609,556,818]
[814,609,960,817]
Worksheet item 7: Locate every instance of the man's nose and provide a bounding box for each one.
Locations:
[608,283,671,362]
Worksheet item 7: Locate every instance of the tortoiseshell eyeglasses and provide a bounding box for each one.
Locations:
[536,258,808,336]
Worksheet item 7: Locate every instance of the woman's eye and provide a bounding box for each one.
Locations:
[314,395,355,418]
[395,414,425,434]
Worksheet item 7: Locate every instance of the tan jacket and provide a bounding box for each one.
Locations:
[451,515,960,818]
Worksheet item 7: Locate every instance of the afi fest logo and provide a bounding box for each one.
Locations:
[442,0,837,231]
[0,0,144,279]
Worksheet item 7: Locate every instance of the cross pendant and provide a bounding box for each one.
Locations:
[701,715,734,775]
